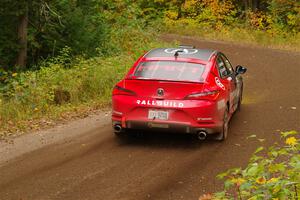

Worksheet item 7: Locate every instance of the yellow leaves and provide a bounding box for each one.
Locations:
[202,0,236,18]
[255,176,280,186]
[285,137,298,146]
[255,177,266,184]
[231,177,246,186]
[165,10,178,20]
[184,0,197,8]
[12,73,18,77]
[267,177,279,184]
[183,0,198,13]
[247,11,268,29]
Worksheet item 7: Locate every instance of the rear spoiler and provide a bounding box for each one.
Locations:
[178,45,195,49]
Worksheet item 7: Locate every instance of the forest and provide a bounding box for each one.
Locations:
[0,0,299,70]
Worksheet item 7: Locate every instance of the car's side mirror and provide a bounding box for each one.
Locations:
[235,65,247,75]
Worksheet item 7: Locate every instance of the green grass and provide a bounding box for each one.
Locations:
[164,19,300,52]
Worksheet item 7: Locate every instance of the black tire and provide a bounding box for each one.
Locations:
[215,107,229,141]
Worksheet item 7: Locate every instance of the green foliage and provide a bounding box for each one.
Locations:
[213,131,300,200]
[163,0,299,45]
[0,29,170,134]
[164,21,300,52]
[37,0,109,57]
[0,0,170,134]
[1,0,299,69]
[0,0,114,68]
[267,0,300,34]
[0,54,131,131]
[0,0,26,68]
[164,0,238,29]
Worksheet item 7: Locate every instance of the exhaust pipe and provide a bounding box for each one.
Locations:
[114,125,122,133]
[197,131,207,140]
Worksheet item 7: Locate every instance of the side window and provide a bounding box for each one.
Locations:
[217,56,230,78]
[220,54,234,75]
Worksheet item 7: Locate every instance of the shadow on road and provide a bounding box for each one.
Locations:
[114,129,225,150]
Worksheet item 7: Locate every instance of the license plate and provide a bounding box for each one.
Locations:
[148,110,169,120]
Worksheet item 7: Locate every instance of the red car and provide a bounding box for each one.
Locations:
[112,46,247,140]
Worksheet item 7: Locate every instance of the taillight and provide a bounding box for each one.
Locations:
[185,90,219,100]
[112,85,136,96]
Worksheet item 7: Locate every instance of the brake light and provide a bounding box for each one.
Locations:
[185,90,219,100]
[112,85,136,96]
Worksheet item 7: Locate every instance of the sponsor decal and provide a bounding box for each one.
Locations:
[215,77,225,90]
[136,100,184,108]
[197,117,213,121]
[164,48,198,55]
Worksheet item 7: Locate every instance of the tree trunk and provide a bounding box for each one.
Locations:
[16,3,28,68]
[243,0,249,11]
[252,0,260,11]
[176,0,185,20]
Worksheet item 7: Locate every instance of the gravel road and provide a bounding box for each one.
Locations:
[0,35,299,200]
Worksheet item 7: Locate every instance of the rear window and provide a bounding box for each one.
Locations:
[133,61,205,82]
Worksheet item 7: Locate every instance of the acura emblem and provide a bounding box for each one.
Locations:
[157,88,164,96]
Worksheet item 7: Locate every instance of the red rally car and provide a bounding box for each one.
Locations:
[112,46,247,140]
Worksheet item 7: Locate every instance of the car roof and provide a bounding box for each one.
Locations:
[144,48,216,61]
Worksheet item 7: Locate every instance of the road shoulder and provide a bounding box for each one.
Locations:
[0,111,111,167]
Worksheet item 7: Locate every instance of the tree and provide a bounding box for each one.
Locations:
[0,0,110,69]
[16,2,28,68]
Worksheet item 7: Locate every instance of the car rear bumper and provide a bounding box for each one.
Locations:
[112,120,222,134]
[112,96,226,134]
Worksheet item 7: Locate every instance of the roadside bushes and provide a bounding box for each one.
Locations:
[267,0,300,34]
[0,0,169,134]
[209,131,300,199]
[163,0,300,51]
[0,28,170,134]
[0,54,132,132]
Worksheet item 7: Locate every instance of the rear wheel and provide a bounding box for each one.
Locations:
[215,108,229,141]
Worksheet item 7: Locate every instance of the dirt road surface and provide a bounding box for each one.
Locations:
[0,35,299,200]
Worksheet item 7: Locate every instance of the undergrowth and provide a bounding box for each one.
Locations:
[199,131,300,200]
[0,29,172,136]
